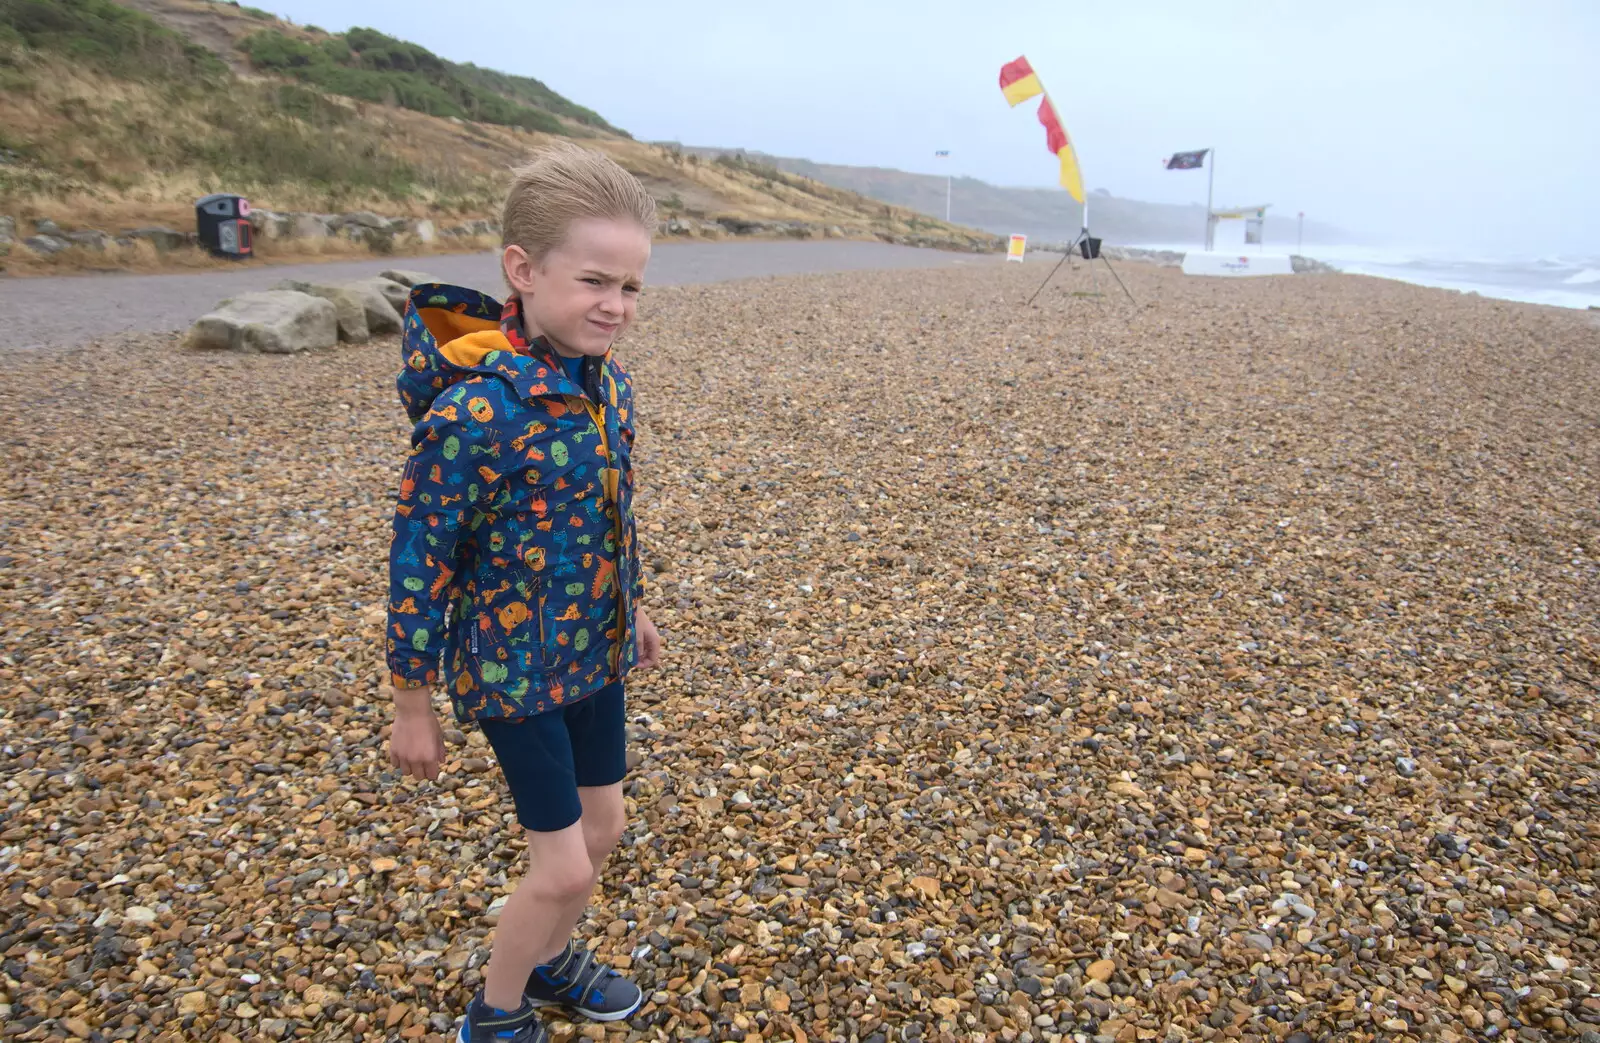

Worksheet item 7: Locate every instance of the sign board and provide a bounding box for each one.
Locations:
[1006,234,1027,262]
[1181,252,1294,277]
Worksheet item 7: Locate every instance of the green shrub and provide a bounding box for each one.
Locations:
[240,26,600,134]
[0,0,227,80]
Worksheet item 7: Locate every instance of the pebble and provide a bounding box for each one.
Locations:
[4,264,1598,1042]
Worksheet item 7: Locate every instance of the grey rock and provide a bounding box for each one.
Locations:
[272,280,371,344]
[342,223,396,252]
[335,210,389,230]
[1243,933,1275,952]
[34,218,62,236]
[1291,254,1339,274]
[717,216,771,235]
[0,215,14,246]
[411,219,436,244]
[186,291,338,354]
[443,217,498,238]
[1396,756,1419,777]
[290,213,333,239]
[64,230,112,251]
[341,279,405,334]
[23,234,69,255]
[127,227,188,251]
[248,209,293,240]
[350,275,409,312]
[379,269,442,289]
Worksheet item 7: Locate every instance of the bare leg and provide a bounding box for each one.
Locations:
[538,782,627,954]
[578,782,627,877]
[480,822,593,1011]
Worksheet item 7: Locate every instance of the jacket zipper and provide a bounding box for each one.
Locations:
[547,350,632,669]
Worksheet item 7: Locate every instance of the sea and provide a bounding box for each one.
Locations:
[1130,242,1600,311]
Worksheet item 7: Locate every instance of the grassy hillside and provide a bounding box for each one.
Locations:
[237,25,620,136]
[0,0,993,270]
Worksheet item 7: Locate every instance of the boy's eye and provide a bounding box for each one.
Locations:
[582,277,603,286]
[623,285,641,296]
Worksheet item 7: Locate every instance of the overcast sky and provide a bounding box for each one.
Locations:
[266,0,1598,256]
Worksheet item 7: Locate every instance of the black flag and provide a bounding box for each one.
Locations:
[1164,149,1209,170]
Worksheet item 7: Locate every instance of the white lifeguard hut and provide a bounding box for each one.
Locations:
[1184,202,1294,277]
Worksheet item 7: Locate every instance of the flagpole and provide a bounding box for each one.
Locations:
[946,173,951,223]
[1205,147,1215,251]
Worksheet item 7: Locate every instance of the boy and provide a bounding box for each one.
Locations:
[384,142,663,1043]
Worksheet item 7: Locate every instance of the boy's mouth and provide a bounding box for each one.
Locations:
[588,319,620,335]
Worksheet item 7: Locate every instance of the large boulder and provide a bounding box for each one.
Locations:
[186,291,338,354]
[412,219,436,244]
[352,275,409,311]
[248,209,293,240]
[0,215,14,254]
[272,280,371,344]
[341,279,405,334]
[291,213,333,239]
[379,269,442,288]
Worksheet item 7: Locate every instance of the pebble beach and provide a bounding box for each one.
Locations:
[2,260,1597,1043]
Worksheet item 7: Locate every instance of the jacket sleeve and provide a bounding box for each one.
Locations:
[385,392,502,689]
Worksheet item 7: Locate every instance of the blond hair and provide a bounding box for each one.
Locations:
[501,141,658,264]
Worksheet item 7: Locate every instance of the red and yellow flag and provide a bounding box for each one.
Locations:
[1000,56,1085,203]
[999,56,1043,107]
[1035,96,1085,203]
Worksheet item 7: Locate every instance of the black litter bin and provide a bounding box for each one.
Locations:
[196,193,254,259]
[1078,236,1103,260]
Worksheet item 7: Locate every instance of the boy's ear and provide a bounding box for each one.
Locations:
[503,245,538,295]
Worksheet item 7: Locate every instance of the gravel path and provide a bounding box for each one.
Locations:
[0,240,995,351]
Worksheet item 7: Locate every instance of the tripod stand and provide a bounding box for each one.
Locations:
[1025,226,1137,307]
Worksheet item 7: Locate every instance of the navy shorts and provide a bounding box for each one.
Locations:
[478,681,627,833]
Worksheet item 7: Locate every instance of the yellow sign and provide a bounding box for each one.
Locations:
[1006,234,1027,262]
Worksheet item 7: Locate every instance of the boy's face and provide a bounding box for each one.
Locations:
[503,217,651,359]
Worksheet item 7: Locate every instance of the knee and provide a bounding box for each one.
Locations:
[525,834,595,901]
[582,807,626,865]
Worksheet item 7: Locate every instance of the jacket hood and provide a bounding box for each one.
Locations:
[397,283,591,422]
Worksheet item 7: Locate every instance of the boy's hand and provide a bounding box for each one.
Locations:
[635,607,663,671]
[389,686,446,781]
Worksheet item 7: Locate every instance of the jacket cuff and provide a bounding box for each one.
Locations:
[387,662,438,691]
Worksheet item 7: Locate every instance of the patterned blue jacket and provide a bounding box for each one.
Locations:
[385,284,641,721]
